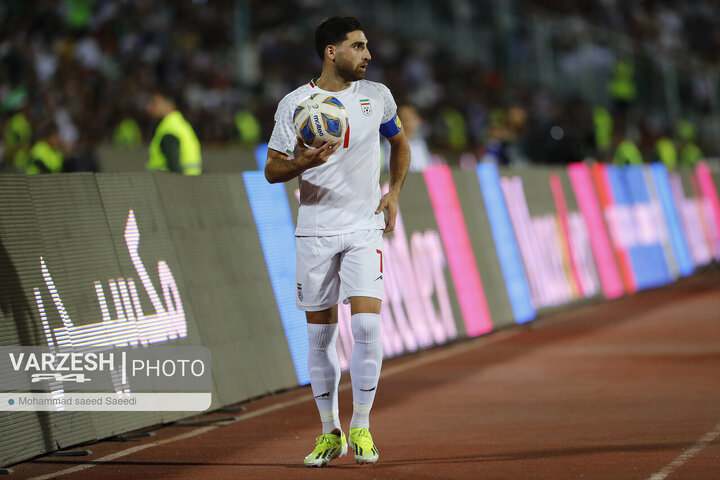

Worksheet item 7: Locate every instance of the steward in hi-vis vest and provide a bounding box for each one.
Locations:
[4,111,32,171]
[613,139,643,166]
[27,140,63,174]
[146,93,201,175]
[655,137,677,170]
[26,122,63,174]
[675,119,703,169]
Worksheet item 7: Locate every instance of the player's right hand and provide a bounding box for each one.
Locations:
[296,137,338,169]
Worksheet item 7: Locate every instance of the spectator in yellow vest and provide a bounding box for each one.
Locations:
[680,142,702,168]
[114,117,142,149]
[27,122,64,174]
[146,92,202,175]
[608,60,636,105]
[592,106,613,161]
[234,109,261,145]
[676,119,703,168]
[3,109,32,172]
[655,136,677,170]
[608,60,636,122]
[612,127,643,166]
[441,107,468,151]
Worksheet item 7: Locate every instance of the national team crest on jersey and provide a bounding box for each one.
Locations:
[360,99,372,116]
[297,283,303,301]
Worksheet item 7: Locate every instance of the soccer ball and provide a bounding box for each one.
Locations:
[293,93,348,148]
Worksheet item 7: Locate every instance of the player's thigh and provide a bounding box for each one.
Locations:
[305,305,338,324]
[296,236,342,311]
[339,229,384,302]
[349,296,381,315]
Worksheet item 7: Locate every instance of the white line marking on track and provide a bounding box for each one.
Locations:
[647,421,720,480]
[26,329,516,480]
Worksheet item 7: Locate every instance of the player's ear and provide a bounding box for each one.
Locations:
[326,45,335,61]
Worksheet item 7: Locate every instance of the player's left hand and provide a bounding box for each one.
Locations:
[375,191,400,233]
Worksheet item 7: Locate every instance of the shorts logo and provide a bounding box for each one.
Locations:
[360,99,372,116]
[296,283,303,302]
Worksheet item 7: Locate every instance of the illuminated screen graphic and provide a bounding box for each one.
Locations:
[591,162,637,294]
[550,174,592,298]
[488,171,601,309]
[567,162,624,299]
[696,162,720,259]
[669,171,715,265]
[566,210,601,298]
[30,209,189,408]
[35,210,187,350]
[242,171,310,385]
[649,163,694,277]
[605,165,672,290]
[254,143,269,170]
[501,175,575,308]
[245,162,720,384]
[476,163,535,323]
[425,165,493,334]
[501,173,603,307]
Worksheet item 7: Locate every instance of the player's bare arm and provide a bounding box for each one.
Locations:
[264,138,338,184]
[375,128,410,233]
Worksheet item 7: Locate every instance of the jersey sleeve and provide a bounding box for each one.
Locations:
[268,96,298,156]
[377,83,402,138]
[378,83,398,124]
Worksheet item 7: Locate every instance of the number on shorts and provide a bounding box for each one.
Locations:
[376,249,383,273]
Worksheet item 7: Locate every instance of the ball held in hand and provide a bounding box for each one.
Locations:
[293,93,348,148]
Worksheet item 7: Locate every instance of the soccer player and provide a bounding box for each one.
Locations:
[264,16,410,467]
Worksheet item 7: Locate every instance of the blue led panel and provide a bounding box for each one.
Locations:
[242,171,309,385]
[649,163,694,277]
[606,165,672,290]
[476,163,535,323]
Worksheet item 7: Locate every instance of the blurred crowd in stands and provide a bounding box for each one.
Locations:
[533,0,718,62]
[0,0,717,173]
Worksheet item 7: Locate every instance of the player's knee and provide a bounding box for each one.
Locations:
[351,313,381,343]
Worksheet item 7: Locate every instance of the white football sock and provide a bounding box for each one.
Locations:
[307,323,341,433]
[349,313,383,430]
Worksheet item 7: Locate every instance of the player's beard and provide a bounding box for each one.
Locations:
[335,56,366,82]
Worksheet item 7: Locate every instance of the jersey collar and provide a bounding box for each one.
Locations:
[308,78,357,94]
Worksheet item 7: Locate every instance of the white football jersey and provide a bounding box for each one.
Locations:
[268,79,400,236]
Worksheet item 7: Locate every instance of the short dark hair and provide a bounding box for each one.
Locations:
[314,16,364,61]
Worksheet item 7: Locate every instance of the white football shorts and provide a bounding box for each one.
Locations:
[295,229,384,311]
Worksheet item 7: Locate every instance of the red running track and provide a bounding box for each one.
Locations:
[13,268,720,480]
